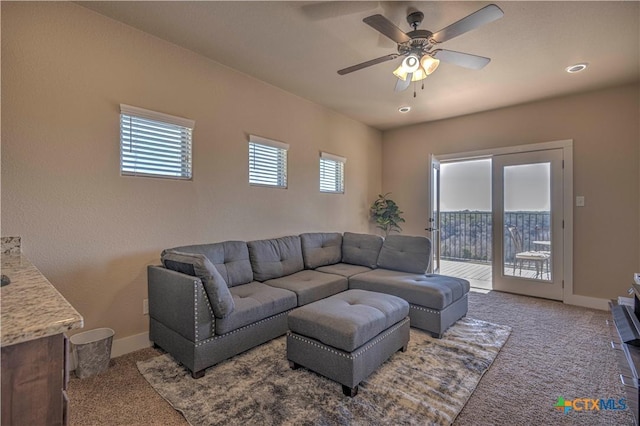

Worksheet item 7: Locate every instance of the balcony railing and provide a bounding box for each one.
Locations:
[440,211,550,264]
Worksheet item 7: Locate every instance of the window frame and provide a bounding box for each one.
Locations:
[120,104,194,180]
[319,151,346,194]
[248,135,289,189]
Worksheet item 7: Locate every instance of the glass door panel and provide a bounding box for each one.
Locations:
[492,149,563,300]
[502,163,552,282]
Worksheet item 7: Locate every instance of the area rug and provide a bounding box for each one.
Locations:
[137,318,511,425]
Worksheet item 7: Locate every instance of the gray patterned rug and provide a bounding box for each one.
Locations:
[137,318,511,425]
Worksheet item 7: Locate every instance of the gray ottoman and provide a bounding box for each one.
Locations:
[287,289,410,397]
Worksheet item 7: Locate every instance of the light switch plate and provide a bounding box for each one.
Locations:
[576,196,585,207]
[634,273,640,285]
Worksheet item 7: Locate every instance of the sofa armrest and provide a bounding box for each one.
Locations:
[147,265,215,343]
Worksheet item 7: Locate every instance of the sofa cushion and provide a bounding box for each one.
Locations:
[341,232,383,269]
[170,241,253,287]
[349,269,470,310]
[215,282,297,335]
[264,270,348,306]
[248,236,304,281]
[299,232,342,269]
[161,250,235,318]
[288,289,409,352]
[377,235,431,274]
[315,263,372,278]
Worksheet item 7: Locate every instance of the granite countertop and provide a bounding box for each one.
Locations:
[1,253,84,347]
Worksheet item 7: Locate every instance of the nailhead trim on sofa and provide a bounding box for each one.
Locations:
[194,282,200,342]
[192,280,216,342]
[195,310,293,347]
[409,304,441,315]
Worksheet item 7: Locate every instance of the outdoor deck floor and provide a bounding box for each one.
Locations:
[440,260,492,290]
[440,259,543,290]
[441,260,492,281]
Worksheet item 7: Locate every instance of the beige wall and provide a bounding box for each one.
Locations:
[382,83,640,300]
[1,3,382,339]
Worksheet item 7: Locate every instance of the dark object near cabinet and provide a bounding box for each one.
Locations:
[1,333,69,426]
[610,283,640,425]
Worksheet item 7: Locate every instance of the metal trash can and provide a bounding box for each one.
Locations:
[70,328,115,378]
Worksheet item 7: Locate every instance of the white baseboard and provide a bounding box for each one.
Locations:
[564,294,610,311]
[111,331,151,358]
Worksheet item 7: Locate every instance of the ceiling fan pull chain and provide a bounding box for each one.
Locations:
[413,81,417,98]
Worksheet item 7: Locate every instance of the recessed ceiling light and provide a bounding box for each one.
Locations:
[398,106,411,113]
[565,63,588,73]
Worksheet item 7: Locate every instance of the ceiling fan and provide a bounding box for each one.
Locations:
[337,4,504,94]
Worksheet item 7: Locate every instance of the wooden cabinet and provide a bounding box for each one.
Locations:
[0,250,82,426]
[1,334,69,426]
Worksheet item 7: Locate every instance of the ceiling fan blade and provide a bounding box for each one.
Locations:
[431,4,504,44]
[363,14,411,44]
[432,49,491,70]
[337,53,399,75]
[394,73,412,92]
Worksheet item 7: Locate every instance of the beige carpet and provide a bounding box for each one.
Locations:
[67,290,634,425]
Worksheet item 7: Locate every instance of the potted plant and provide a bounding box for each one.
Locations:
[370,193,405,237]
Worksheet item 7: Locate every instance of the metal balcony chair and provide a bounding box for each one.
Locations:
[507,225,550,279]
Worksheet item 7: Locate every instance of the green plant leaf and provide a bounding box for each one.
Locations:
[369,192,405,235]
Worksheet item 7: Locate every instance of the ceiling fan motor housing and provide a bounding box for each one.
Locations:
[398,30,435,56]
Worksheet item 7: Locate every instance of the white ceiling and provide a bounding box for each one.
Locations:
[78,1,640,131]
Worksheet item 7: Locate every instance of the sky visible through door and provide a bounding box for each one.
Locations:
[439,159,493,289]
[441,159,550,212]
[441,159,491,211]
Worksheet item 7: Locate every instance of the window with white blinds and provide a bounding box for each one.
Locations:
[120,104,194,180]
[319,152,346,193]
[248,135,288,188]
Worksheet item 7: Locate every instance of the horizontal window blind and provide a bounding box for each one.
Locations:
[120,105,194,180]
[320,152,346,193]
[249,135,288,188]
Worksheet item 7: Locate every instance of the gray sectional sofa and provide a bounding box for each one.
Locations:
[148,232,470,378]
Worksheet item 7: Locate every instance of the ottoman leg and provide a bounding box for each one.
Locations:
[289,361,300,370]
[191,369,205,379]
[400,343,408,353]
[342,384,358,397]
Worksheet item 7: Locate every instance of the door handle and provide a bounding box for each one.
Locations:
[425,228,439,232]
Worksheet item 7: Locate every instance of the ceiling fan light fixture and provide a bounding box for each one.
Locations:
[401,54,420,73]
[392,66,408,81]
[393,54,427,81]
[421,55,440,75]
[411,67,427,81]
[398,106,411,113]
[393,66,427,82]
